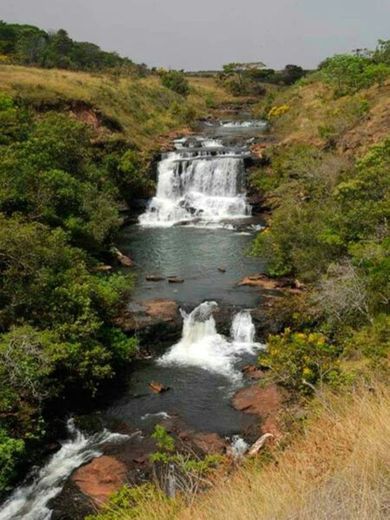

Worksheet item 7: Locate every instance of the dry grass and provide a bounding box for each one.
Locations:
[0,65,230,149]
[254,77,390,155]
[100,383,390,520]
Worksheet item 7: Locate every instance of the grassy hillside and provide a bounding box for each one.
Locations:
[0,65,233,149]
[254,75,390,155]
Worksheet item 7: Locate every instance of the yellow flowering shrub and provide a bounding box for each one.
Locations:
[268,104,290,118]
[259,329,342,393]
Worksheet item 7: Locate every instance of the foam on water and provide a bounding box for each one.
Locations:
[0,420,129,520]
[139,135,251,227]
[158,302,264,379]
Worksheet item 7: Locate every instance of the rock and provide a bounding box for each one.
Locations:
[94,264,113,273]
[218,267,226,273]
[232,384,282,417]
[242,364,264,380]
[111,247,134,268]
[238,274,304,293]
[191,432,227,455]
[72,455,127,507]
[167,277,184,284]
[145,275,165,282]
[115,299,182,343]
[238,274,280,290]
[233,384,284,440]
[149,381,169,393]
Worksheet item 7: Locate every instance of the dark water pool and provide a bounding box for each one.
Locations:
[119,222,265,307]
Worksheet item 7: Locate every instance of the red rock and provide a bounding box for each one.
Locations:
[242,364,264,380]
[232,384,282,417]
[149,381,169,393]
[72,456,127,506]
[191,432,227,455]
[233,384,284,441]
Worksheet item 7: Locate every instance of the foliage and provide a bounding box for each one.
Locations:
[344,314,390,366]
[0,20,146,75]
[85,483,180,520]
[268,104,290,118]
[0,93,141,491]
[219,62,305,95]
[259,329,342,392]
[0,429,25,494]
[319,48,390,96]
[160,70,190,96]
[151,425,175,453]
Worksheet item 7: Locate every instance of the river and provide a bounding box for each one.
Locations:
[0,117,269,519]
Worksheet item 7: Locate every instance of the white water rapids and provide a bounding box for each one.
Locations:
[139,137,251,226]
[0,420,129,520]
[159,302,264,379]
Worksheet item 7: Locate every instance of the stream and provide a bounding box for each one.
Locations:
[0,118,269,519]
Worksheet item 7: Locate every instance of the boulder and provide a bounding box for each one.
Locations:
[218,267,226,273]
[189,432,227,455]
[232,384,282,417]
[72,456,127,506]
[242,364,264,380]
[115,299,182,345]
[111,247,134,268]
[168,277,184,284]
[145,275,165,282]
[149,381,169,394]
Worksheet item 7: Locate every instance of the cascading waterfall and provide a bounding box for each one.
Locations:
[159,302,263,379]
[0,420,129,520]
[139,137,251,227]
[231,310,256,344]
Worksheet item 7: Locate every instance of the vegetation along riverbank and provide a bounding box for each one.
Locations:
[0,18,389,520]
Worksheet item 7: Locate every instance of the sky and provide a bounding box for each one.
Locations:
[1,0,389,70]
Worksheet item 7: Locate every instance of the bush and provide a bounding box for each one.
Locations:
[160,70,190,96]
[0,430,25,495]
[259,329,342,393]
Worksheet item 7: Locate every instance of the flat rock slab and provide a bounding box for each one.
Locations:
[232,384,282,417]
[115,298,181,333]
[72,455,127,506]
[191,432,227,455]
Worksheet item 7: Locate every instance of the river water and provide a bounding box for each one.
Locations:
[0,118,268,519]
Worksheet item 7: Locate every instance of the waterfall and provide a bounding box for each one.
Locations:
[231,310,256,344]
[139,137,251,227]
[0,420,129,520]
[159,302,263,379]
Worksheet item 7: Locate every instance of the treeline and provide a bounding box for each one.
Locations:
[0,20,148,74]
[218,62,307,96]
[0,93,150,494]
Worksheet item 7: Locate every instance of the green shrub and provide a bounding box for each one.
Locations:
[0,430,25,495]
[259,329,342,393]
[160,70,189,96]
